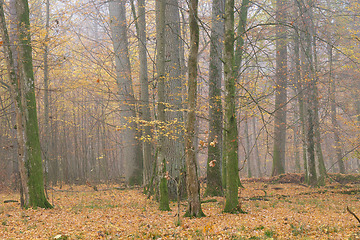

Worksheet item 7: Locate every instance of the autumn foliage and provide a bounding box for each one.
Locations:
[1,178,360,239]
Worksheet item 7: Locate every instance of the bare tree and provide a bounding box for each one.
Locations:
[205,0,224,197]
[272,0,288,176]
[0,0,52,208]
[109,0,142,185]
[184,0,204,217]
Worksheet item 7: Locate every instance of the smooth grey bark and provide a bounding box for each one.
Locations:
[109,0,142,185]
[293,0,307,180]
[244,115,252,178]
[156,0,170,211]
[131,0,153,187]
[328,44,344,173]
[9,0,19,190]
[272,0,287,176]
[300,0,317,186]
[252,117,262,177]
[293,105,301,173]
[43,0,50,192]
[205,0,224,197]
[312,37,327,185]
[164,0,185,199]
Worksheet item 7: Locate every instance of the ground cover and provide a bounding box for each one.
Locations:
[1,177,360,239]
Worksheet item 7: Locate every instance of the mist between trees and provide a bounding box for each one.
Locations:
[0,0,360,212]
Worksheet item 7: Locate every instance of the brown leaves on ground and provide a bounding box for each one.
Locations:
[1,180,360,239]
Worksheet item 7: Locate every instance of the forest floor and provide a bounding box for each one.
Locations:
[1,174,360,239]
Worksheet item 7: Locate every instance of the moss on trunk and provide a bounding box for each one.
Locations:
[15,0,52,209]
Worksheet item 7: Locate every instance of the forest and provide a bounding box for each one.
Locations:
[1,0,360,238]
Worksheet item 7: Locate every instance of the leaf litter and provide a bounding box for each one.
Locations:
[0,180,360,239]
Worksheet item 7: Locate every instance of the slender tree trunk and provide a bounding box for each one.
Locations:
[9,0,19,191]
[328,44,344,173]
[184,0,204,218]
[132,0,153,187]
[301,0,317,186]
[293,1,308,181]
[43,0,50,193]
[252,117,262,177]
[313,37,327,185]
[205,0,224,197]
[51,110,59,185]
[223,0,241,213]
[293,109,301,173]
[156,0,170,211]
[244,115,252,178]
[272,0,287,176]
[234,0,249,73]
[109,0,142,185]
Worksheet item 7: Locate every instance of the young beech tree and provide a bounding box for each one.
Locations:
[299,0,317,186]
[223,0,239,213]
[130,0,152,187]
[156,0,170,211]
[184,0,204,218]
[205,0,224,197]
[272,0,288,176]
[0,0,51,208]
[109,0,143,186]
[164,0,186,200]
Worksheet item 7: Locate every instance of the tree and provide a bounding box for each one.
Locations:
[131,0,153,187]
[164,0,186,199]
[299,0,317,186]
[272,0,288,176]
[328,31,345,174]
[184,0,204,217]
[0,0,52,208]
[42,0,51,191]
[205,0,224,197]
[109,0,143,186]
[312,35,327,185]
[223,0,240,213]
[156,0,170,211]
[292,0,308,181]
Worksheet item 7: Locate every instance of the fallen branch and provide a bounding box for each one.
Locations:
[4,200,18,203]
[347,206,360,224]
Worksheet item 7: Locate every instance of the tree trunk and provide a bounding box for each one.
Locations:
[313,36,327,185]
[184,0,204,218]
[9,0,19,191]
[234,0,249,74]
[164,0,185,199]
[272,0,287,176]
[300,0,317,186]
[205,0,224,197]
[244,115,252,178]
[293,1,308,181]
[252,117,262,177]
[109,0,142,185]
[132,0,153,187]
[0,0,52,208]
[43,0,50,192]
[328,44,344,173]
[223,0,241,213]
[156,0,170,211]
